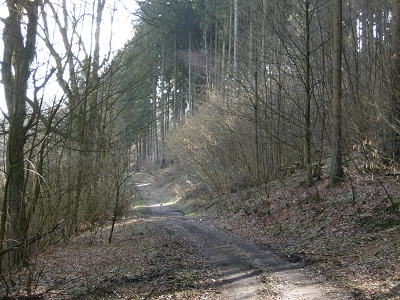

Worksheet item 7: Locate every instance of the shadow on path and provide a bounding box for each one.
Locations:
[132,171,351,300]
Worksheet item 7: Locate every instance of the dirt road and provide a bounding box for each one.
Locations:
[133,172,351,300]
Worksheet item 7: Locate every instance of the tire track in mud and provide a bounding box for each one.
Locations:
[133,172,351,300]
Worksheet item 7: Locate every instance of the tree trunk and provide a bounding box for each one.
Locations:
[329,0,344,185]
[160,32,166,167]
[0,0,41,266]
[153,72,159,163]
[188,26,193,115]
[304,0,313,185]
[233,0,239,79]
[391,0,400,161]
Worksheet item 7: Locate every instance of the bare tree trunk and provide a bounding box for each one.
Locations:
[160,32,166,167]
[188,27,193,115]
[228,0,233,77]
[233,0,239,79]
[0,0,41,266]
[391,0,400,161]
[304,0,313,185]
[329,0,344,185]
[153,72,159,163]
[173,29,179,128]
[221,21,227,95]
[254,71,261,182]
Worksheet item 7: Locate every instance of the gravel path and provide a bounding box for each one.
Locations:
[133,172,351,300]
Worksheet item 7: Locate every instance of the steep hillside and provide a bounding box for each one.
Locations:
[175,168,400,299]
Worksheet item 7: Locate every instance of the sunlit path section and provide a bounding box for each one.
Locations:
[132,171,351,300]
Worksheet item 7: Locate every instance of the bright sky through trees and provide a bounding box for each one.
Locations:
[0,0,138,112]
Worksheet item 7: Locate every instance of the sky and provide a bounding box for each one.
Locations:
[0,0,139,112]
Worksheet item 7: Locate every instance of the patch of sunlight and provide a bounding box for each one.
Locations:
[146,201,176,208]
[133,203,147,209]
[162,197,181,206]
[147,203,165,208]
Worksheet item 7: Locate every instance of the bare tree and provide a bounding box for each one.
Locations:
[0,0,42,266]
[40,0,111,234]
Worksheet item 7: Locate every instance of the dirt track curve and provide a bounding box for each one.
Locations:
[133,172,351,300]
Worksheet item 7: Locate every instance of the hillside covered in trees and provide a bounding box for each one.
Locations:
[0,0,400,298]
[115,0,400,191]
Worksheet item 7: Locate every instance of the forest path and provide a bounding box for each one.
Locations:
[132,171,351,300]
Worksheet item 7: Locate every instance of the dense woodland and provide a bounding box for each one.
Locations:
[0,0,399,280]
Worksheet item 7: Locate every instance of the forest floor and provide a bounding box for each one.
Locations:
[1,166,399,299]
[176,167,400,300]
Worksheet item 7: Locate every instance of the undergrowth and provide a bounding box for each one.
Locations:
[179,169,400,300]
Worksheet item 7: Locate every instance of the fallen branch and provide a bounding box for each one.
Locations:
[0,220,63,257]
